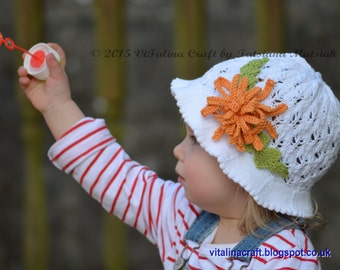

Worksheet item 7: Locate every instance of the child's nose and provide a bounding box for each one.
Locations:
[173,142,184,162]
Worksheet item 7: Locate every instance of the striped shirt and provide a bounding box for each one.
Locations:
[48,117,321,270]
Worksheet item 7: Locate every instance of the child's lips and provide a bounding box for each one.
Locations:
[178,176,185,184]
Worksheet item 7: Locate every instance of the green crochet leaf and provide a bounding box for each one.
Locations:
[253,148,289,178]
[240,58,269,90]
[245,132,288,178]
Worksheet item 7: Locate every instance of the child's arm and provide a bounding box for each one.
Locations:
[17,44,202,266]
[17,43,85,140]
[17,43,188,241]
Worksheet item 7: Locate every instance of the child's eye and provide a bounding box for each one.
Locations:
[190,135,198,144]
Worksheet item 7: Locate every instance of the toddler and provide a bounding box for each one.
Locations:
[18,44,340,269]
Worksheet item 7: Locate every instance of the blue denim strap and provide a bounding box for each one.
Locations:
[185,211,303,264]
[180,211,219,270]
[230,216,302,263]
[185,211,220,243]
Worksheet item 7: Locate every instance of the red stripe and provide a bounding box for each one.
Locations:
[133,172,147,228]
[295,257,318,264]
[303,233,309,253]
[197,254,208,260]
[179,239,186,247]
[291,228,296,236]
[175,225,182,238]
[89,146,123,196]
[121,167,147,222]
[156,184,165,227]
[53,125,106,162]
[270,255,318,265]
[160,227,165,262]
[178,209,189,230]
[275,233,296,248]
[167,256,176,263]
[171,241,177,248]
[186,245,199,257]
[147,176,157,234]
[62,137,114,171]
[109,178,126,213]
[252,255,268,264]
[280,253,318,265]
[173,185,182,222]
[59,118,95,139]
[188,265,201,270]
[188,203,200,217]
[100,159,132,204]
[262,242,278,251]
[80,148,105,185]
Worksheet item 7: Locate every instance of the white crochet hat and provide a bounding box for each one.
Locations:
[171,54,340,218]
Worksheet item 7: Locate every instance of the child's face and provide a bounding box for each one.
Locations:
[174,125,248,218]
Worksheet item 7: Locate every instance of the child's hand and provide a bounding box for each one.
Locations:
[18,43,85,140]
[17,43,70,115]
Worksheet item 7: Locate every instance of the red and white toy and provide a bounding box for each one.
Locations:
[0,33,60,80]
[23,43,60,80]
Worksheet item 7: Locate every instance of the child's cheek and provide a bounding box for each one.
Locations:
[186,156,210,184]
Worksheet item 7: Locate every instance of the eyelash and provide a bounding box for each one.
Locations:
[190,135,198,144]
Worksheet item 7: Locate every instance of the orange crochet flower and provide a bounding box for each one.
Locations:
[201,74,288,152]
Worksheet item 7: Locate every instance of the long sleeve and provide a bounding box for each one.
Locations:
[47,117,202,263]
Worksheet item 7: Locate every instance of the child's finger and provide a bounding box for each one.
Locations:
[46,53,65,80]
[47,43,66,68]
[19,76,31,88]
[17,66,28,77]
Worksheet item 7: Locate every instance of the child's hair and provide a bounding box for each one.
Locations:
[239,195,327,236]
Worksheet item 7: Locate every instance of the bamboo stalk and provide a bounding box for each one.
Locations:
[174,0,207,138]
[256,0,287,52]
[93,1,127,269]
[13,1,49,269]
[174,0,207,78]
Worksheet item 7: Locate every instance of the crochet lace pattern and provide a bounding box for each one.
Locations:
[201,58,289,178]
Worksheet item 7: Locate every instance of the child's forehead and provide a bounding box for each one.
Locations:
[185,125,194,134]
[180,119,194,134]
